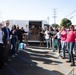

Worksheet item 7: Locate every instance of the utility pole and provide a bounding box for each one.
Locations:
[47,17,50,24]
[53,9,57,24]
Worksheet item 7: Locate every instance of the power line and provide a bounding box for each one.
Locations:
[66,10,76,17]
[47,17,50,24]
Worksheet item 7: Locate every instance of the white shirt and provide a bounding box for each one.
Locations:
[45,30,49,39]
[25,26,29,35]
[56,32,61,39]
[0,30,3,44]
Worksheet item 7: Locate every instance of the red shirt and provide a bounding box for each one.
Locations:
[61,30,67,41]
[67,31,76,42]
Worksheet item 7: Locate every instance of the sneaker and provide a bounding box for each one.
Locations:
[15,53,18,56]
[66,60,71,63]
[52,50,55,52]
[62,57,65,59]
[8,59,12,62]
[58,54,61,56]
[47,47,49,48]
[12,55,15,58]
[60,56,65,59]
[17,50,20,52]
[27,44,29,46]
[70,64,75,66]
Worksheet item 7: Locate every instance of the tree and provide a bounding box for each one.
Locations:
[60,18,72,28]
[52,24,59,27]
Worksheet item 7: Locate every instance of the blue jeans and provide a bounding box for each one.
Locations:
[52,38,58,50]
[61,41,66,58]
[11,39,17,55]
[67,42,75,64]
[29,32,32,40]
[46,39,50,48]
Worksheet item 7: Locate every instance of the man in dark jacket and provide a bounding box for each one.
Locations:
[2,20,11,66]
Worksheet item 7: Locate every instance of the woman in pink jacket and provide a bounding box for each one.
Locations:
[66,25,76,66]
[60,25,67,59]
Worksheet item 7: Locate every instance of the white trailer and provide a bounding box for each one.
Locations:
[7,20,49,40]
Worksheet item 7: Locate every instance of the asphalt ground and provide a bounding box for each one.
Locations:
[0,46,76,75]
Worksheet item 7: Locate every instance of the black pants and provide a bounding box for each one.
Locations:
[0,44,4,66]
[3,43,11,62]
[58,39,61,54]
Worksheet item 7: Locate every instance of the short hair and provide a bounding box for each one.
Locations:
[5,20,9,23]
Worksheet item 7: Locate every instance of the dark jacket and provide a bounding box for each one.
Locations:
[2,27,10,44]
[2,27,10,39]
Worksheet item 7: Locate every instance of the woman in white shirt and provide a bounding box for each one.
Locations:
[44,27,50,48]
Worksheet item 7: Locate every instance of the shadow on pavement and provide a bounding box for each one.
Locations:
[26,48,49,54]
[0,49,64,75]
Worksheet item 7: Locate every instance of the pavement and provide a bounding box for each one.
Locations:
[0,46,76,75]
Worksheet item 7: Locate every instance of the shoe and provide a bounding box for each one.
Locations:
[52,49,55,52]
[58,53,60,56]
[50,48,52,49]
[12,55,15,58]
[60,55,65,59]
[3,63,8,66]
[8,59,12,62]
[27,44,29,46]
[47,47,49,48]
[61,56,65,59]
[60,55,62,58]
[62,57,65,59]
[15,53,18,56]
[17,50,20,52]
[66,60,71,63]
[70,63,75,66]
[53,50,55,52]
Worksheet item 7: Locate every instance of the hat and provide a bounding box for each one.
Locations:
[5,20,9,23]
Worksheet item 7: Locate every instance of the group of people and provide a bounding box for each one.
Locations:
[0,20,27,69]
[40,25,76,66]
[0,20,76,69]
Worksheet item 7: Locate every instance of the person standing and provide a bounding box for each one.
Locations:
[0,22,5,68]
[56,27,61,55]
[44,26,50,48]
[20,27,25,42]
[60,25,67,59]
[49,26,54,49]
[24,24,29,45]
[39,28,45,46]
[51,27,58,51]
[2,20,11,65]
[11,25,17,57]
[66,25,76,66]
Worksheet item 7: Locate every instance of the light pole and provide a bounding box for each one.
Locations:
[47,17,50,24]
[53,9,57,24]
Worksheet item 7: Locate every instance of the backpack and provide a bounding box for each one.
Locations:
[18,43,26,50]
